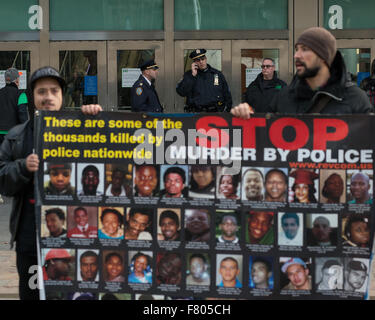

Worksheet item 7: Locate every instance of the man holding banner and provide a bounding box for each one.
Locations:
[0,66,102,300]
[231,27,373,118]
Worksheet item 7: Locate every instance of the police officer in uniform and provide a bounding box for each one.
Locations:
[176,49,232,112]
[131,59,163,112]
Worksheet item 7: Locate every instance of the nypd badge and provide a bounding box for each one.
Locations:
[214,74,219,86]
[136,87,143,96]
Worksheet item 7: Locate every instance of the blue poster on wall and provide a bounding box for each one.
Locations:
[84,75,98,96]
[357,72,370,87]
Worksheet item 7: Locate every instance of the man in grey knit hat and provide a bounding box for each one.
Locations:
[231,27,373,117]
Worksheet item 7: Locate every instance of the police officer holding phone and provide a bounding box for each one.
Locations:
[176,49,232,112]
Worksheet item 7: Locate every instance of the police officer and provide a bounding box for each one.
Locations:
[131,59,163,113]
[176,49,232,112]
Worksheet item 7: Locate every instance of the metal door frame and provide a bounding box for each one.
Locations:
[0,42,40,75]
[336,39,375,63]
[174,40,232,112]
[107,41,164,111]
[50,41,107,108]
[231,40,289,106]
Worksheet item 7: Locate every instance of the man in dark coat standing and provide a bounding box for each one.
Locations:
[131,59,163,113]
[244,58,286,113]
[0,68,28,144]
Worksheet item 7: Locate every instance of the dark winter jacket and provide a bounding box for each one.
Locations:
[268,51,373,114]
[176,64,232,112]
[0,120,34,249]
[245,72,286,113]
[131,75,163,113]
[0,83,28,132]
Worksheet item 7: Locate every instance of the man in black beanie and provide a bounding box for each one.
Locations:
[231,27,373,117]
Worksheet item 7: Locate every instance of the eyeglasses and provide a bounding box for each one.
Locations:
[261,65,274,69]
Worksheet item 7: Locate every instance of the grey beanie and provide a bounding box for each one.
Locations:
[296,27,337,67]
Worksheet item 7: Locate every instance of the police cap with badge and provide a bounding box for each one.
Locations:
[189,49,207,61]
[135,60,159,96]
[131,59,163,112]
[140,59,159,71]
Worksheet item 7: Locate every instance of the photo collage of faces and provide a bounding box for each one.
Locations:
[40,163,373,299]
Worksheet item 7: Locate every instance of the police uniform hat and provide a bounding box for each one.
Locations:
[45,163,72,174]
[348,260,367,273]
[189,49,207,60]
[139,59,159,71]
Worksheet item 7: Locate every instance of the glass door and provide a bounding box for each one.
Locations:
[0,42,39,90]
[107,41,164,111]
[232,40,289,106]
[174,40,231,112]
[50,42,107,110]
[336,39,375,88]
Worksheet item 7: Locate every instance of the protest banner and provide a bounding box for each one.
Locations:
[35,111,374,300]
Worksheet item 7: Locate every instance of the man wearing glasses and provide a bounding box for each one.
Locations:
[176,48,232,113]
[244,58,286,113]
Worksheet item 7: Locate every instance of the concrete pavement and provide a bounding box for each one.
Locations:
[0,196,18,299]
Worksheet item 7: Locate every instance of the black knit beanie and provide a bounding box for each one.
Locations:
[296,27,337,67]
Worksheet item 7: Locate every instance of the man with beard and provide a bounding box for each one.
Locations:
[231,27,372,118]
[217,215,239,244]
[348,172,372,204]
[264,169,287,202]
[242,168,264,201]
[79,250,99,282]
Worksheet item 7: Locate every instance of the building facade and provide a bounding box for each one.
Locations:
[0,0,374,112]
